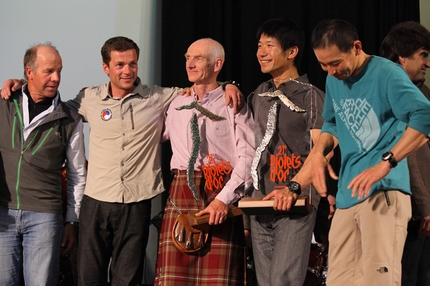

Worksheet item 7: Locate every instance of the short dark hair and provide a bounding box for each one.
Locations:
[23,42,60,80]
[101,36,140,65]
[256,18,305,67]
[380,21,430,63]
[311,19,359,53]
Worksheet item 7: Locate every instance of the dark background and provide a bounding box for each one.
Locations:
[159,0,421,195]
[155,3,420,285]
[160,0,420,95]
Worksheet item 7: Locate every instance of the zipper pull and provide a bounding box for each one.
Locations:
[130,105,134,130]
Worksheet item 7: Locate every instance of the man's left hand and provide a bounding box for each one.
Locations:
[348,161,391,200]
[419,215,430,237]
[61,223,77,256]
[327,194,336,219]
[263,186,298,211]
[224,84,244,114]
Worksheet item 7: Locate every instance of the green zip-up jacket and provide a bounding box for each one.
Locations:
[0,89,81,214]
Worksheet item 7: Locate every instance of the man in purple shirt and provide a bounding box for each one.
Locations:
[154,38,255,285]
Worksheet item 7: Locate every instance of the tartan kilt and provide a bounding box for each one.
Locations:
[155,171,246,286]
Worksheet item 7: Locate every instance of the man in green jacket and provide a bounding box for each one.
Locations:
[0,43,86,285]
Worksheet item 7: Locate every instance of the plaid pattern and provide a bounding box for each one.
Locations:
[155,172,246,285]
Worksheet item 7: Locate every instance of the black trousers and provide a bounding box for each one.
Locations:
[77,195,151,286]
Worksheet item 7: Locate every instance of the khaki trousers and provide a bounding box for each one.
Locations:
[327,190,411,286]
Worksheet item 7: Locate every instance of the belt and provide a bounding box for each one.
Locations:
[172,169,203,176]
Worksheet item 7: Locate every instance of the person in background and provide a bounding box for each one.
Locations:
[380,21,430,286]
[154,38,255,286]
[292,19,430,286]
[1,36,242,286]
[0,43,86,285]
[247,18,326,286]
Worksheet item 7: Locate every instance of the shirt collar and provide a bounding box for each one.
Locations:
[22,84,59,108]
[101,77,145,100]
[192,85,224,104]
[267,74,310,94]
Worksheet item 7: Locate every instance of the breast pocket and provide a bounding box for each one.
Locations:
[213,121,229,137]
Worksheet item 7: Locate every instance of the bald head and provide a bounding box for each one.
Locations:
[185,38,224,85]
[189,38,225,63]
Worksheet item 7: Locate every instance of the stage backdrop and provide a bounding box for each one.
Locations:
[161,0,420,96]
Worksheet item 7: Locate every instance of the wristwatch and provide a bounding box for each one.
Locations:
[288,181,302,196]
[382,151,397,168]
[221,80,241,91]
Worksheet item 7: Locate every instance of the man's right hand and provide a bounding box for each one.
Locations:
[311,152,338,197]
[194,198,229,225]
[1,79,22,99]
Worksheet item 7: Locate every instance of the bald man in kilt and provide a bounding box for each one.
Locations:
[154,38,255,285]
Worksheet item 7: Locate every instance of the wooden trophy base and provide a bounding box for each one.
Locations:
[238,196,312,216]
[188,196,311,228]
